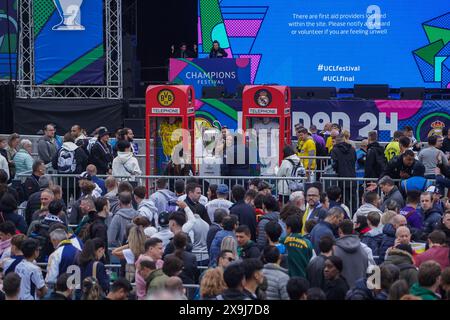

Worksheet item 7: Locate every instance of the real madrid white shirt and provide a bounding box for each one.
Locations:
[15,259,46,300]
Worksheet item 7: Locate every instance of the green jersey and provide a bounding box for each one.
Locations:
[283,233,313,278]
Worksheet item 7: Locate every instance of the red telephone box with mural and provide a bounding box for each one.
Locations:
[242,85,291,175]
[145,85,195,175]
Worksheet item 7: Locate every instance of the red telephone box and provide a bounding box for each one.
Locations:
[242,85,291,174]
[145,85,195,175]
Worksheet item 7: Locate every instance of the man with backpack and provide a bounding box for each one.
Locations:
[28,200,65,262]
[107,192,139,247]
[52,133,88,175]
[149,178,177,214]
[277,145,302,203]
[364,130,386,179]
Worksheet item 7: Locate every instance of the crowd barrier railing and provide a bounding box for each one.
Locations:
[16,173,434,217]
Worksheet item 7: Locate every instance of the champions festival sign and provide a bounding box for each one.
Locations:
[33,0,105,85]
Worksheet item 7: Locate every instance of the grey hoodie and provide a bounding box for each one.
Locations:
[112,151,142,178]
[107,207,139,247]
[353,203,383,222]
[138,199,159,226]
[334,235,369,288]
[37,135,58,164]
[149,189,177,213]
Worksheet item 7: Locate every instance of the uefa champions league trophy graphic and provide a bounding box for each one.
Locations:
[52,0,85,30]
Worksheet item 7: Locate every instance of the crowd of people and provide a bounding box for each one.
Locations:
[0,122,450,300]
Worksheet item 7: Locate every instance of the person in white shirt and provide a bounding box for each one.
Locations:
[112,140,142,179]
[15,239,47,300]
[0,153,9,181]
[205,184,233,223]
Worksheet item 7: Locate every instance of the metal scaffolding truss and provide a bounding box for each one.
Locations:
[17,0,122,99]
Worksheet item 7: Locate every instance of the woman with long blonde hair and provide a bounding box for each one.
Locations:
[200,268,227,300]
[112,225,146,282]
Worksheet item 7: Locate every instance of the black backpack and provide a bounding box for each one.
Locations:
[315,141,328,157]
[29,219,54,261]
[369,146,387,177]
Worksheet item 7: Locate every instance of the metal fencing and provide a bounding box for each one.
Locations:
[15,173,402,215]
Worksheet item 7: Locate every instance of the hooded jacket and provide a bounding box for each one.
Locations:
[107,208,139,247]
[361,226,383,262]
[331,142,356,177]
[353,203,383,222]
[256,211,280,249]
[262,263,290,300]
[384,248,418,288]
[239,240,261,260]
[417,206,443,237]
[364,142,386,178]
[52,142,88,174]
[277,154,300,195]
[112,152,142,178]
[380,186,405,212]
[137,199,159,226]
[37,135,58,164]
[151,227,174,250]
[333,235,368,288]
[378,223,396,263]
[149,189,177,217]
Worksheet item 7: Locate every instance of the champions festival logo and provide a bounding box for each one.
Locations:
[185,70,236,85]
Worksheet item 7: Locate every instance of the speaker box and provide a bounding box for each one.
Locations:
[353,84,389,99]
[124,118,145,138]
[400,87,425,100]
[128,105,145,119]
[0,83,15,133]
[202,86,225,99]
[291,87,337,99]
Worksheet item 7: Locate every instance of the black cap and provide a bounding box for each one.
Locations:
[98,127,110,138]
[158,211,170,226]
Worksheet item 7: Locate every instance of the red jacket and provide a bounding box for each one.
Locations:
[414,246,450,270]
